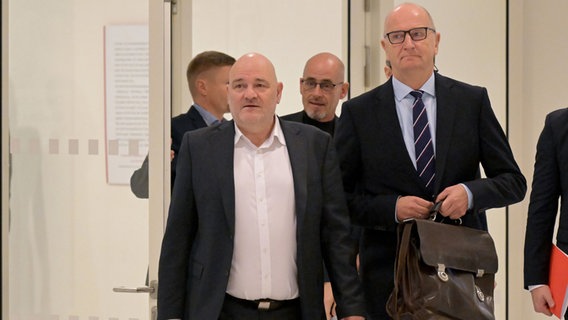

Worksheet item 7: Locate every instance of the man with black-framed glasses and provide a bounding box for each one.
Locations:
[282,52,351,320]
[334,3,526,319]
[282,52,349,138]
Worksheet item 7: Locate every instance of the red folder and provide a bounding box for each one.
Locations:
[549,244,568,318]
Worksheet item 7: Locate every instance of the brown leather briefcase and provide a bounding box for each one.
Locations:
[386,218,498,320]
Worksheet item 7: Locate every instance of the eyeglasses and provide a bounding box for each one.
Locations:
[384,27,436,44]
[301,79,343,92]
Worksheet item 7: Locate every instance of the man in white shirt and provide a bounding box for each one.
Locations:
[157,52,366,320]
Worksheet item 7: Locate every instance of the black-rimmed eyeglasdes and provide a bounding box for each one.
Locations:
[300,79,343,92]
[384,27,436,44]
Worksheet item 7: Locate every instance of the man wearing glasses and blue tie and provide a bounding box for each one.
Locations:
[334,3,526,319]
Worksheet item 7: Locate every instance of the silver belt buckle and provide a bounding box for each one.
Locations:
[258,301,271,310]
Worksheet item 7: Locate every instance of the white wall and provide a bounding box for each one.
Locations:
[186,0,347,118]
[509,0,568,319]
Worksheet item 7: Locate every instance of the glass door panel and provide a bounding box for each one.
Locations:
[6,1,153,319]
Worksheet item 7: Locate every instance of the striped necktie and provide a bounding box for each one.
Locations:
[410,90,435,193]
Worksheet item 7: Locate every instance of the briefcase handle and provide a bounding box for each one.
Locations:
[429,200,462,225]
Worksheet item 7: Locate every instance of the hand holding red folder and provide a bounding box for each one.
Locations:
[549,244,568,318]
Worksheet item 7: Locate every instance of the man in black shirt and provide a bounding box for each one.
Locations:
[281,52,350,319]
[281,52,348,138]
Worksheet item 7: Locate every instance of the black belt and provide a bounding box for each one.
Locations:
[225,294,299,311]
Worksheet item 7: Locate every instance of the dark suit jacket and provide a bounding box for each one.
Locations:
[524,108,568,288]
[281,110,357,283]
[281,110,337,137]
[170,105,208,182]
[157,119,365,320]
[280,110,305,122]
[334,72,526,318]
[129,105,207,198]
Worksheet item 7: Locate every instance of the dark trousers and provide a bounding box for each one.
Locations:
[219,294,302,320]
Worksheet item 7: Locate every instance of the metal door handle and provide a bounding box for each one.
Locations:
[113,280,157,299]
[113,286,154,293]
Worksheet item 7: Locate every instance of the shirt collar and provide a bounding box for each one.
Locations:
[193,103,221,126]
[234,116,286,148]
[392,72,436,101]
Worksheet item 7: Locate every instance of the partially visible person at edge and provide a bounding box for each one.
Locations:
[129,51,235,198]
[524,108,568,319]
[334,3,526,319]
[281,52,351,320]
[157,52,366,320]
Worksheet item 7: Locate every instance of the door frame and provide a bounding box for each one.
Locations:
[2,0,9,315]
[148,0,172,316]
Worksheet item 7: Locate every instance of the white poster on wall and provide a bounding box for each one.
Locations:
[104,24,149,185]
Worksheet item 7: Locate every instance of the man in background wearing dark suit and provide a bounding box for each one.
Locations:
[282,52,349,320]
[157,52,365,320]
[334,3,526,319]
[129,51,235,198]
[524,108,568,319]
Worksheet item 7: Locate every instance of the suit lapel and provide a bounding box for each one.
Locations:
[375,81,422,183]
[280,120,307,235]
[433,74,457,194]
[207,121,237,236]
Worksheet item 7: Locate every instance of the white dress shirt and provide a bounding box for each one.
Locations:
[226,118,299,300]
[392,74,437,166]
